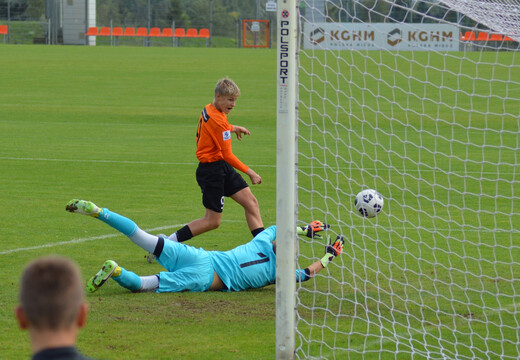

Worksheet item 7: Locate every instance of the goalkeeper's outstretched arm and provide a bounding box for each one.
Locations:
[301,260,326,280]
[296,234,344,282]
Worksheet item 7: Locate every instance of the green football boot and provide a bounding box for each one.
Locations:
[65,199,101,217]
[86,260,120,293]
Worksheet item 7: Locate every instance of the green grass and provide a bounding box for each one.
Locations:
[0,45,519,359]
[295,50,520,359]
[0,45,277,359]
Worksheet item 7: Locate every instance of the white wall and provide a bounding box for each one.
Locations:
[62,0,96,45]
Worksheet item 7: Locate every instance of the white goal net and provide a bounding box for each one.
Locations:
[277,0,520,359]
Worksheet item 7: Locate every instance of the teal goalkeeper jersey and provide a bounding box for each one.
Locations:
[96,208,309,292]
[208,225,310,291]
[209,225,278,291]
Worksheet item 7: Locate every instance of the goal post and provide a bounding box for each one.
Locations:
[275,0,298,359]
[277,0,520,359]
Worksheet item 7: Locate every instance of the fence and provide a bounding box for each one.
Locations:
[84,25,210,47]
[1,1,519,50]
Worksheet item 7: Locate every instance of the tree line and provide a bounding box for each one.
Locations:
[0,0,479,37]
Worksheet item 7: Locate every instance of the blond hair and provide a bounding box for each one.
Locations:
[214,77,241,98]
[19,256,84,330]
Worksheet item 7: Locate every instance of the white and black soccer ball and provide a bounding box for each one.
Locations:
[354,189,384,218]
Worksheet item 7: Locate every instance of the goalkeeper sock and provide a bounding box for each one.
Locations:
[97,209,158,253]
[98,208,138,236]
[129,228,159,254]
[112,267,141,292]
[139,275,159,292]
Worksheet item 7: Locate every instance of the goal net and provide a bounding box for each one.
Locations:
[276,0,520,359]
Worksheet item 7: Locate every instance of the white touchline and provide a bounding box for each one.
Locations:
[0,156,276,168]
[1,157,512,174]
[0,233,121,255]
[1,220,246,256]
[0,156,195,166]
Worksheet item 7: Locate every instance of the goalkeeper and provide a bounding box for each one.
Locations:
[66,199,344,293]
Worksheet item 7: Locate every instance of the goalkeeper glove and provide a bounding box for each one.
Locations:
[297,220,330,239]
[320,235,344,268]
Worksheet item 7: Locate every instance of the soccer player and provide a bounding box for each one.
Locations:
[168,77,264,244]
[15,256,96,360]
[66,199,344,293]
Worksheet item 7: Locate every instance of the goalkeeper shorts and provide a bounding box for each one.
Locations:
[155,240,215,293]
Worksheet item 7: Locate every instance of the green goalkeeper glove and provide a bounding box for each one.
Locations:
[320,235,344,268]
[297,220,330,239]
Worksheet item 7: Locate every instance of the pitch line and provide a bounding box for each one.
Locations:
[0,233,123,255]
[0,221,242,256]
[0,156,194,166]
[0,156,275,167]
[1,156,515,174]
[0,224,182,255]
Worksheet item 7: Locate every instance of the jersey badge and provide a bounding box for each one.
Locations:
[223,130,231,141]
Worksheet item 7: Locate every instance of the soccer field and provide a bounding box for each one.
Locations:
[0,45,519,359]
[0,45,278,359]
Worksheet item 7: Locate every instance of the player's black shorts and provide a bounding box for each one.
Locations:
[196,160,249,213]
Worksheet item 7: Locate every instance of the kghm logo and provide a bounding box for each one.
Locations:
[387,28,402,46]
[310,27,325,45]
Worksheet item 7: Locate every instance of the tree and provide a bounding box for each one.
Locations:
[25,0,44,20]
[0,0,29,19]
[167,0,188,28]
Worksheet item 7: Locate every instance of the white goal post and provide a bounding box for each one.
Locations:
[275,0,298,358]
[276,0,520,359]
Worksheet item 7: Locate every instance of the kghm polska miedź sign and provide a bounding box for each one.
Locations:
[306,23,459,51]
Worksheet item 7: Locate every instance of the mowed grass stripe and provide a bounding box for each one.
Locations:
[1,43,519,359]
[1,45,278,360]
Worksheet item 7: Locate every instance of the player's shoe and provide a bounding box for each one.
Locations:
[145,253,156,263]
[144,234,168,263]
[65,199,101,217]
[87,260,119,293]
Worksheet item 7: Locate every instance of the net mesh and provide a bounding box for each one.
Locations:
[294,1,520,358]
[439,0,520,42]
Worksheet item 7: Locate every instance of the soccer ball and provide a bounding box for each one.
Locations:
[354,189,384,218]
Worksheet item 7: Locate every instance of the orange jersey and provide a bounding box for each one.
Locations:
[196,104,249,173]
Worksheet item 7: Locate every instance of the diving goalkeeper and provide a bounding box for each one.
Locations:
[65,199,344,293]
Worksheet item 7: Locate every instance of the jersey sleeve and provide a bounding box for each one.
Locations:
[253,225,276,241]
[222,148,249,173]
[296,268,311,282]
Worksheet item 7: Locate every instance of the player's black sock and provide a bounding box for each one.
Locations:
[176,225,194,242]
[251,227,265,237]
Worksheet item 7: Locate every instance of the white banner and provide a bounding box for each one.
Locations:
[304,23,460,51]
